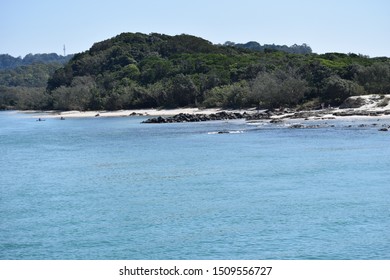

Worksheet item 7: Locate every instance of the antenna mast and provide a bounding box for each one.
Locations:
[63,45,66,56]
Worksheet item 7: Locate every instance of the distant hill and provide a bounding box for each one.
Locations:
[0,53,73,110]
[0,53,73,88]
[1,32,390,111]
[0,53,73,70]
[223,41,312,54]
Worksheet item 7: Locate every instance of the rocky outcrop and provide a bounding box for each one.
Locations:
[142,111,247,123]
[142,94,390,124]
[378,124,390,131]
[245,111,273,120]
[288,111,326,119]
[339,97,367,109]
[333,110,382,117]
[288,123,334,129]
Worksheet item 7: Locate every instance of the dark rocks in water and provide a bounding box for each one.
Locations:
[157,116,166,123]
[379,124,390,131]
[289,124,305,129]
[142,116,166,123]
[288,123,329,129]
[357,123,380,128]
[130,112,144,116]
[142,111,247,124]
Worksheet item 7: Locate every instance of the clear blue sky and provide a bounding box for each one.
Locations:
[1,0,389,57]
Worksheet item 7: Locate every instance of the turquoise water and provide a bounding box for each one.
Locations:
[1,111,390,259]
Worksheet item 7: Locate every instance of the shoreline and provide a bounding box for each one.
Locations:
[21,107,254,119]
[18,94,390,123]
[20,107,390,121]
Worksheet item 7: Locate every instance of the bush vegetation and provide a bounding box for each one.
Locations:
[1,32,390,110]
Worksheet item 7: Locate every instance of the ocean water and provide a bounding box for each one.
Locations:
[1,111,390,260]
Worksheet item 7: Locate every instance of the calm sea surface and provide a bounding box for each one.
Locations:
[1,111,390,259]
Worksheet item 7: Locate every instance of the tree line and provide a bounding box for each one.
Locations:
[224,41,312,55]
[1,32,390,111]
[0,53,73,70]
[0,54,73,109]
[0,62,69,110]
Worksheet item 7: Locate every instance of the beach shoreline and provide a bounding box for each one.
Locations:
[20,94,390,123]
[22,107,253,119]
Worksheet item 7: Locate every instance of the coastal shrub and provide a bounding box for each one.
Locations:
[165,74,199,107]
[354,62,390,94]
[202,86,226,107]
[223,81,251,108]
[250,70,307,109]
[202,81,251,108]
[0,86,50,110]
[320,76,365,105]
[51,76,97,110]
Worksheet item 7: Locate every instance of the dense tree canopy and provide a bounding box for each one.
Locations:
[0,54,72,109]
[225,41,313,55]
[1,32,390,110]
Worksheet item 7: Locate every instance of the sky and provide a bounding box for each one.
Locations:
[1,0,389,57]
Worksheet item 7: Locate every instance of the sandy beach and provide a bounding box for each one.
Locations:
[23,94,390,122]
[26,107,253,119]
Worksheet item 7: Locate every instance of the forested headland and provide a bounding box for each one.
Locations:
[0,53,73,109]
[1,32,390,111]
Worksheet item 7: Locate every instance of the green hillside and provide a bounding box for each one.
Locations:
[2,32,390,110]
[0,55,72,110]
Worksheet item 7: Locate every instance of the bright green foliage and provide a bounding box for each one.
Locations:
[203,81,251,108]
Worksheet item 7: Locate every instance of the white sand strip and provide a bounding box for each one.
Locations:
[24,108,257,119]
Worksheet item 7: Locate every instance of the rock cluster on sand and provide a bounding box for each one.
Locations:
[339,97,367,109]
[142,111,249,123]
[142,109,333,124]
[142,109,294,123]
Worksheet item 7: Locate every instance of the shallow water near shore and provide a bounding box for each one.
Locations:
[1,111,390,259]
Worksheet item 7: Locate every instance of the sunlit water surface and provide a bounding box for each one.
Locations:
[1,111,389,259]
